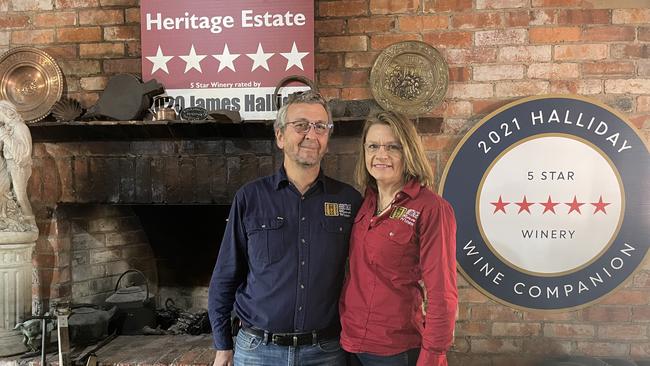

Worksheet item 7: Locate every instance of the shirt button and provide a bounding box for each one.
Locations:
[301,196,305,200]
[298,306,303,311]
[301,261,305,266]
[300,284,304,289]
[301,238,306,243]
[389,232,395,237]
[339,227,343,232]
[301,217,306,221]
[261,224,266,228]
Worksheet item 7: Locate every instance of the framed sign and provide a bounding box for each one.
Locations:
[440,95,649,311]
[140,0,314,120]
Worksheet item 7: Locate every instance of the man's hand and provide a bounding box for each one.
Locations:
[213,350,234,366]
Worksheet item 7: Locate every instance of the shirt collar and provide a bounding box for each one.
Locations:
[273,166,327,193]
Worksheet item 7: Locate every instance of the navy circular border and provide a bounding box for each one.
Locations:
[441,96,650,310]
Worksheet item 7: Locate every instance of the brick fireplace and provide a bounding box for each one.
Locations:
[28,132,361,314]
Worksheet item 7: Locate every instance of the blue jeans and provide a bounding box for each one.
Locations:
[353,348,420,366]
[233,328,347,366]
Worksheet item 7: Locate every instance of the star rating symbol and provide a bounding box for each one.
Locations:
[565,196,585,214]
[515,196,534,214]
[247,43,274,71]
[213,44,240,72]
[491,196,509,214]
[146,46,174,75]
[540,196,559,214]
[280,42,309,71]
[592,195,610,214]
[180,45,207,73]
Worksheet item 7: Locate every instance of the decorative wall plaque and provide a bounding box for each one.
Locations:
[370,41,448,116]
[0,47,63,123]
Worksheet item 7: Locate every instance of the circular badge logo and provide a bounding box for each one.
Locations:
[440,96,650,310]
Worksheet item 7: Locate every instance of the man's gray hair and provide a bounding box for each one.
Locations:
[274,90,332,133]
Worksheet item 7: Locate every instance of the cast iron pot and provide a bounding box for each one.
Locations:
[68,304,116,345]
[104,269,156,335]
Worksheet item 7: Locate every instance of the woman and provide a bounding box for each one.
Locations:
[339,111,457,366]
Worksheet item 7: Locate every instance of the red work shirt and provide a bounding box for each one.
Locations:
[339,180,457,366]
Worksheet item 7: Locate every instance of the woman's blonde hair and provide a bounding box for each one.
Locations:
[354,111,434,191]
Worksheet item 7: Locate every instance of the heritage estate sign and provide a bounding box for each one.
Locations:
[140,0,313,120]
[441,95,649,310]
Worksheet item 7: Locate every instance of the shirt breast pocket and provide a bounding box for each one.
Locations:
[369,227,413,268]
[244,217,286,265]
[320,218,352,264]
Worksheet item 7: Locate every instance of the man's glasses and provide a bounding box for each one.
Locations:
[286,120,333,135]
[364,143,403,155]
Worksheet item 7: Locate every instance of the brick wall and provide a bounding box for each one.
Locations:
[2,0,650,364]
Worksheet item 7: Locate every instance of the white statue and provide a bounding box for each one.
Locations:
[0,100,34,223]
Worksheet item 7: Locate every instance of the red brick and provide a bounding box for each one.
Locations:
[492,322,541,336]
[315,19,346,35]
[529,26,581,43]
[582,26,635,41]
[43,45,78,60]
[422,135,462,150]
[495,80,549,97]
[12,29,54,44]
[125,7,139,23]
[557,9,610,25]
[100,0,137,5]
[126,41,140,57]
[476,0,527,9]
[543,323,595,338]
[555,44,608,60]
[632,306,650,321]
[370,33,419,50]
[12,0,51,11]
[57,27,102,42]
[104,25,140,41]
[637,96,650,113]
[580,306,631,322]
[33,11,77,27]
[429,101,472,117]
[447,83,494,99]
[55,0,98,7]
[104,59,141,74]
[474,64,524,81]
[370,0,418,14]
[319,71,343,86]
[472,99,514,115]
[611,44,650,59]
[532,0,583,6]
[80,76,108,91]
[79,9,124,25]
[472,305,522,321]
[605,79,650,94]
[641,27,650,41]
[341,87,371,100]
[423,31,472,48]
[445,48,498,64]
[399,15,448,32]
[0,14,29,28]
[632,343,650,358]
[599,324,647,340]
[349,17,394,34]
[527,63,580,79]
[459,287,490,303]
[452,12,503,29]
[600,289,650,305]
[531,9,557,25]
[475,29,527,46]
[505,11,531,27]
[79,43,125,58]
[575,342,629,356]
[523,310,575,321]
[613,8,650,24]
[550,80,602,95]
[449,66,470,82]
[318,1,367,17]
[319,36,368,52]
[345,52,379,68]
[318,88,340,100]
[471,338,521,353]
[423,0,472,12]
[582,61,635,76]
[456,321,491,336]
[316,53,343,70]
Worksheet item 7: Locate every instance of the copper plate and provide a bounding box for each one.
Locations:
[0,47,63,123]
[370,41,448,116]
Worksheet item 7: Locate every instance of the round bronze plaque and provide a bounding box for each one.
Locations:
[0,47,63,123]
[370,41,448,116]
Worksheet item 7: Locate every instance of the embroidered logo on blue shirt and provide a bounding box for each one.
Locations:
[324,202,352,217]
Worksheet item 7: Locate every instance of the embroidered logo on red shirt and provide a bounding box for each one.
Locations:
[391,206,420,226]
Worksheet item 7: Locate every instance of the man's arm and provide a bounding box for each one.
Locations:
[208,192,248,351]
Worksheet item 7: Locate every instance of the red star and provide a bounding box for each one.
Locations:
[491,195,509,214]
[592,196,610,214]
[565,195,585,214]
[515,195,534,214]
[540,196,559,214]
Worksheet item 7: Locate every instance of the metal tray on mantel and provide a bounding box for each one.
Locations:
[0,47,63,123]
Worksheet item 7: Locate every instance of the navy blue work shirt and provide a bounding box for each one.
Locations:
[208,167,362,350]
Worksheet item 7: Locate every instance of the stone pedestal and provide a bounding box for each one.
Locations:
[0,232,38,357]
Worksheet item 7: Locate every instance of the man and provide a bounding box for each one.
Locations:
[208,91,362,366]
